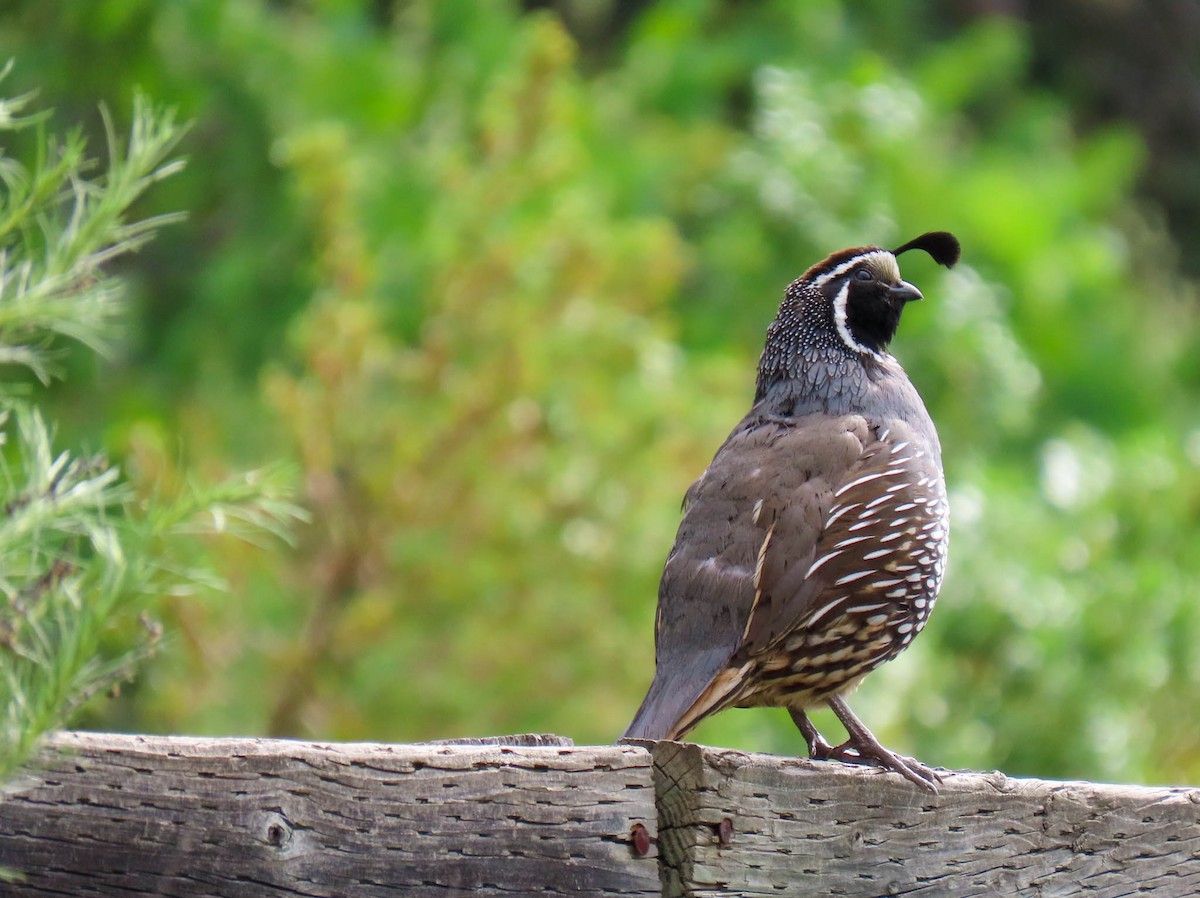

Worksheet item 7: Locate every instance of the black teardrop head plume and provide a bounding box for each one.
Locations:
[892,231,960,268]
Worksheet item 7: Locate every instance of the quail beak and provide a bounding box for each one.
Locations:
[889,281,923,304]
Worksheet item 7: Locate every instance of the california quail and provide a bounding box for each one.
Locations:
[623,232,960,791]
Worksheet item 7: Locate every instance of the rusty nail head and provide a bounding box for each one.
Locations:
[718,817,734,845]
[631,822,651,857]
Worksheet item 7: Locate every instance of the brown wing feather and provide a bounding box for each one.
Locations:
[636,412,945,739]
[624,414,860,739]
[654,415,867,660]
[734,417,948,709]
[741,419,941,652]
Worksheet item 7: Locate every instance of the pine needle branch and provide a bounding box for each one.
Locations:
[0,78,302,782]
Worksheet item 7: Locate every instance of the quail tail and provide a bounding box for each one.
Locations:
[623,659,746,741]
[621,676,689,741]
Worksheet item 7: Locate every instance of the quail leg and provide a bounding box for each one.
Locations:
[791,707,873,772]
[825,695,942,793]
[788,708,835,758]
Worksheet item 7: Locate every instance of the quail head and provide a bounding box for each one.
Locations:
[623,232,961,791]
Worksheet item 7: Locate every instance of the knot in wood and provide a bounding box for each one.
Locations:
[263,812,294,850]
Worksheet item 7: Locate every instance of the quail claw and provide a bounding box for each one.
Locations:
[823,694,942,793]
[825,739,942,792]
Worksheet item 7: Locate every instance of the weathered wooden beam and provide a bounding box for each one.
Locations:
[0,732,660,896]
[2,733,1199,897]
[649,741,1200,897]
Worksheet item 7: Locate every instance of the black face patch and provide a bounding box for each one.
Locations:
[845,280,904,354]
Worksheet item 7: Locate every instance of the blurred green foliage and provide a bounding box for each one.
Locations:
[2,0,1199,786]
[0,88,304,780]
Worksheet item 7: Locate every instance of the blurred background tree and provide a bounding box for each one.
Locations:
[2,0,1198,786]
[0,88,302,781]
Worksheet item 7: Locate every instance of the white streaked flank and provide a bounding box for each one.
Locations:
[805,550,843,578]
[833,534,872,549]
[835,468,903,497]
[803,596,850,627]
[833,569,875,586]
[825,502,861,526]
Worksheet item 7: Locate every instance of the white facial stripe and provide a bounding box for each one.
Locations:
[832,280,889,360]
[810,250,898,289]
[832,281,858,352]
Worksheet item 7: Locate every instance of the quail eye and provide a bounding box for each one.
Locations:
[855,269,873,281]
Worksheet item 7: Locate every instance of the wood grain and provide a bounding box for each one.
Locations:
[2,733,1198,896]
[650,741,1200,897]
[0,732,659,897]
